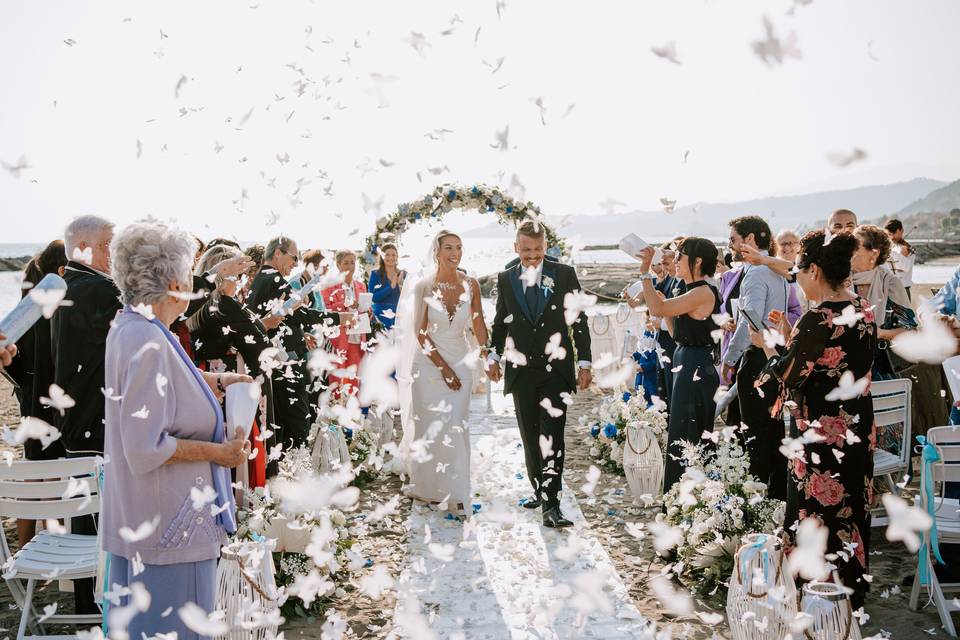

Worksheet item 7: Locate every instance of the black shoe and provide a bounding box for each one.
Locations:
[542,506,573,528]
[521,496,542,509]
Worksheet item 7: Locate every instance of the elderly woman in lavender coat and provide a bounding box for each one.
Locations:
[102,222,251,639]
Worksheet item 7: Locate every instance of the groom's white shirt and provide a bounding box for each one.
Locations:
[487,260,591,370]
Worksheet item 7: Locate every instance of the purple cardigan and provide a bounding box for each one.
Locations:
[101,311,233,565]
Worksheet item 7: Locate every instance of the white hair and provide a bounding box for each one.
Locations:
[64,214,114,258]
[111,222,195,306]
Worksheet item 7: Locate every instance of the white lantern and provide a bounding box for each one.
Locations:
[621,421,664,504]
[726,534,798,640]
[799,582,862,640]
[215,539,281,639]
[366,408,395,448]
[311,423,351,473]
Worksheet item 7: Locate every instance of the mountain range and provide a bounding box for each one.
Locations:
[464,177,957,243]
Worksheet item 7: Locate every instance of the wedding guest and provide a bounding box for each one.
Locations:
[6,241,68,546]
[851,224,913,379]
[724,216,794,500]
[103,221,250,639]
[289,249,328,312]
[0,340,15,369]
[748,210,861,280]
[368,243,405,329]
[322,250,371,398]
[777,229,808,314]
[246,236,341,449]
[187,243,276,482]
[752,230,875,608]
[653,242,682,407]
[636,237,721,493]
[51,214,121,613]
[884,219,916,300]
[631,320,659,406]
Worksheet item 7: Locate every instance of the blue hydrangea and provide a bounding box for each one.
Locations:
[471,186,480,195]
[343,427,353,440]
[447,189,457,200]
[590,425,601,438]
[603,423,618,438]
[546,246,562,258]
[621,391,632,402]
[707,469,721,481]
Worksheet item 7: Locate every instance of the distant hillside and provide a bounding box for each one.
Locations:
[897,179,960,216]
[463,177,948,244]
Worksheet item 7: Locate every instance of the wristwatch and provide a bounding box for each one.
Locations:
[216,375,226,393]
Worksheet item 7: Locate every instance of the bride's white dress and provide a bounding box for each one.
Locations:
[404,280,473,514]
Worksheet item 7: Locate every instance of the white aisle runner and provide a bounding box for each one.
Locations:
[392,391,652,639]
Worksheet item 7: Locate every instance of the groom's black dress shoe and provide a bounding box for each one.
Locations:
[521,496,542,509]
[542,505,573,528]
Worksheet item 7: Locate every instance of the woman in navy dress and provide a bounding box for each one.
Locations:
[368,243,405,329]
[637,237,721,493]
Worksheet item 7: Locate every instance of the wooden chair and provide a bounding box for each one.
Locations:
[0,457,103,639]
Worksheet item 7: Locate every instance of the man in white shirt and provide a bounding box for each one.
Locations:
[884,219,916,300]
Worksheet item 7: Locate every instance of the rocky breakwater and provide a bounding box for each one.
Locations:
[0,256,28,272]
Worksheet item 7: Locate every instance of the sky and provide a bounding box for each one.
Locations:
[1,0,959,253]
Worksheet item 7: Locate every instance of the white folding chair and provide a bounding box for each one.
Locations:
[871,378,912,496]
[0,456,103,639]
[909,425,960,636]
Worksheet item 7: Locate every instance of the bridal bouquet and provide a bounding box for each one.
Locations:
[657,437,785,606]
[582,392,667,474]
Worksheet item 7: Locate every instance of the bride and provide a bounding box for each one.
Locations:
[396,230,488,516]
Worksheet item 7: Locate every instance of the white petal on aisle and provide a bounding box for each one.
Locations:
[393,391,652,639]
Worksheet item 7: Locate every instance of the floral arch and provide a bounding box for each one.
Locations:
[361,183,568,270]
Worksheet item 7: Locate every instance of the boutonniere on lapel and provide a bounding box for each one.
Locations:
[541,275,555,296]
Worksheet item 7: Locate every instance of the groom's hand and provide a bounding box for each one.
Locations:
[487,361,502,382]
[577,367,592,391]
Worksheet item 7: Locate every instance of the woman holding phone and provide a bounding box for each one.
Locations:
[637,237,721,493]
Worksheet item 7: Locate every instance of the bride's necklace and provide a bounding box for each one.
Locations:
[436,281,457,291]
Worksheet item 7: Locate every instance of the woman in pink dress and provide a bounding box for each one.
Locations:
[321,250,369,397]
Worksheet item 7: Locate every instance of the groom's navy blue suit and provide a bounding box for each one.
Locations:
[490,259,591,511]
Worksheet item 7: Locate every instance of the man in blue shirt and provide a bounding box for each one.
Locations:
[928,266,960,424]
[724,216,793,500]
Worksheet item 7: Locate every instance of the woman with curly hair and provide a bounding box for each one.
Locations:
[752,230,876,609]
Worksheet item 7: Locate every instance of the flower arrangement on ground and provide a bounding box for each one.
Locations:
[657,436,785,607]
[234,446,358,620]
[582,391,667,474]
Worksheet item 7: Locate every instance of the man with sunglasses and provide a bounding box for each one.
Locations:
[246,236,343,448]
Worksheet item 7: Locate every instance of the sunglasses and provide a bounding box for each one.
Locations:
[284,251,300,264]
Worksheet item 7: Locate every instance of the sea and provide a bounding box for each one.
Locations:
[2,241,958,315]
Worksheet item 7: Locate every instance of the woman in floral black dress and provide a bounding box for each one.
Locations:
[753,230,876,609]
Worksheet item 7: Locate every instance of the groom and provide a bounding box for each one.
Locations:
[488,220,592,528]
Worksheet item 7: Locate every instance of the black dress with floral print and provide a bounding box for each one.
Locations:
[756,297,877,608]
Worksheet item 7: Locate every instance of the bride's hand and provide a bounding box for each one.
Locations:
[441,365,462,391]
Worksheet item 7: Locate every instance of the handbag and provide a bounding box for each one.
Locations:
[876,298,918,377]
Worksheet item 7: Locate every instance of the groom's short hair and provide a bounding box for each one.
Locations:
[516,220,545,241]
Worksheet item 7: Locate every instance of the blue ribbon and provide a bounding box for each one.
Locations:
[917,435,946,586]
[738,534,772,593]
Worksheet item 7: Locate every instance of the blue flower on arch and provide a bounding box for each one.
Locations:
[590,425,601,438]
[447,189,457,201]
[603,423,617,438]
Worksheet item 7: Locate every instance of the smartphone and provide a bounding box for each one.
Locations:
[742,308,768,333]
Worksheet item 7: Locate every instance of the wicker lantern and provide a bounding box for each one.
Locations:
[726,534,798,640]
[621,421,664,504]
[215,538,281,639]
[311,423,351,473]
[798,582,862,640]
